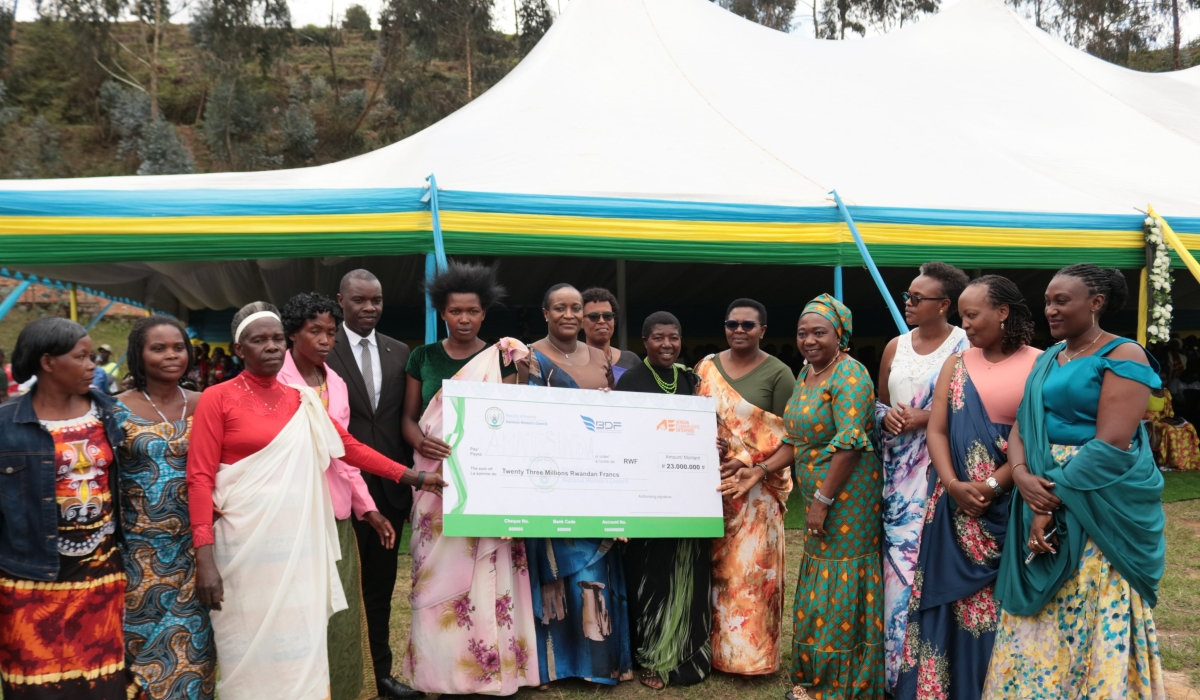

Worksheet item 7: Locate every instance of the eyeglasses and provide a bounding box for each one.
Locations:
[902,292,947,305]
[724,320,759,332]
[584,312,616,322]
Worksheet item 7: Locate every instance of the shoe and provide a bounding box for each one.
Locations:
[377,676,424,699]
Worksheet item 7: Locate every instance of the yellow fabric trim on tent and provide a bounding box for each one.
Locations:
[0,212,432,235]
[439,211,845,242]
[1138,266,1148,347]
[440,212,1142,248]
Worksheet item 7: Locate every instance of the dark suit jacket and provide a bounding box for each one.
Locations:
[327,326,413,512]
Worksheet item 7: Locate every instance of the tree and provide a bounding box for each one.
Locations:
[517,0,552,54]
[342,3,372,32]
[0,0,14,79]
[99,79,194,173]
[408,0,496,101]
[712,0,797,31]
[817,0,867,37]
[1006,0,1158,66]
[1156,0,1200,69]
[137,118,194,174]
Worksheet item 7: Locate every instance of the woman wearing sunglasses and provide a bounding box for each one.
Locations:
[695,299,796,677]
[874,262,970,692]
[581,288,640,382]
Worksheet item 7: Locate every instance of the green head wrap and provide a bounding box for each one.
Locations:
[801,294,853,349]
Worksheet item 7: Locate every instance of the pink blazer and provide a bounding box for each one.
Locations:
[279,350,378,520]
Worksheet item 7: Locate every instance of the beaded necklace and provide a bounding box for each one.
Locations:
[644,357,679,394]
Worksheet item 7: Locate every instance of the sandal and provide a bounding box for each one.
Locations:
[785,687,812,700]
[639,669,665,690]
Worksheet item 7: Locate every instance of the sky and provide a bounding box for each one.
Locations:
[11,0,1199,55]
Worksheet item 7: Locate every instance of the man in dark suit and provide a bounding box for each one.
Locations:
[326,269,422,700]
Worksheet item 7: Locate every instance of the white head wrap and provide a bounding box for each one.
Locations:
[234,310,281,343]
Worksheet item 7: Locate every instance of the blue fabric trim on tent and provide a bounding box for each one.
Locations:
[0,185,1187,234]
[0,188,429,217]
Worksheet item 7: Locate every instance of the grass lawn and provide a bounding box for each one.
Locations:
[0,308,138,376]
[386,491,1200,699]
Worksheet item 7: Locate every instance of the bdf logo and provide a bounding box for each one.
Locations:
[485,408,505,429]
[581,415,622,432]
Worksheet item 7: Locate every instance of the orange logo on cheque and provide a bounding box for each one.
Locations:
[656,419,698,434]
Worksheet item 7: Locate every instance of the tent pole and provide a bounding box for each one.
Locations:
[616,259,628,351]
[424,253,438,345]
[831,190,906,335]
[833,266,843,302]
[0,280,31,322]
[85,300,117,331]
[425,173,449,272]
[68,284,78,323]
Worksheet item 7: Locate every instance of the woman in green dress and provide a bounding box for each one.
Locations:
[783,294,884,700]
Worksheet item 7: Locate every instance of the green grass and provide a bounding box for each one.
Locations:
[1158,500,1200,690]
[1165,471,1200,504]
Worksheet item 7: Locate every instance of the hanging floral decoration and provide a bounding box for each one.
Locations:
[1145,216,1173,345]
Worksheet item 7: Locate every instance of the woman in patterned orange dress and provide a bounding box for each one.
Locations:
[1144,386,1200,471]
[696,298,796,677]
[784,295,884,700]
[0,317,143,700]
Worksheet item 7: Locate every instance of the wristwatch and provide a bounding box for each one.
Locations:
[813,489,835,506]
[985,476,1005,496]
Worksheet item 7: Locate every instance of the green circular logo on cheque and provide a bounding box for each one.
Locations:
[485,407,505,429]
[528,456,559,491]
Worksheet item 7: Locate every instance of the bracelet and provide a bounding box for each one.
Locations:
[813,489,834,506]
[1011,463,1027,472]
[949,478,960,486]
[416,471,427,488]
[754,462,770,477]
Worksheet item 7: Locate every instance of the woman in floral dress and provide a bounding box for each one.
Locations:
[895,276,1040,700]
[988,264,1166,699]
[875,262,969,691]
[401,262,538,696]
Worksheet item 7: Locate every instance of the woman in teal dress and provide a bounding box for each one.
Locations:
[986,264,1166,699]
[115,316,216,700]
[784,295,884,700]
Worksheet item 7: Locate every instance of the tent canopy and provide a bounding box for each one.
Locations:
[1,0,1199,314]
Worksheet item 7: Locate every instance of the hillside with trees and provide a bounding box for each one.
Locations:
[0,0,1194,180]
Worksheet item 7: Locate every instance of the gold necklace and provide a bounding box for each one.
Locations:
[1063,330,1104,362]
[811,353,841,376]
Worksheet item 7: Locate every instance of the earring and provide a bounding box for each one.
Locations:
[1092,312,1096,328]
[940,309,945,315]
[1001,321,1005,330]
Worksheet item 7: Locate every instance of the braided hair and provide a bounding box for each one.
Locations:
[968,275,1034,353]
[1055,264,1129,316]
[126,315,194,391]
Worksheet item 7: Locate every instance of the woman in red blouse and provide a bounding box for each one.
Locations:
[186,302,443,700]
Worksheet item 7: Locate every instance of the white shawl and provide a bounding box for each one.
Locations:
[209,385,347,700]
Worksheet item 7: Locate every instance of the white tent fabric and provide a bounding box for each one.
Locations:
[4,0,1200,314]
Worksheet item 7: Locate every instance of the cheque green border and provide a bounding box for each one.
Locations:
[442,514,725,538]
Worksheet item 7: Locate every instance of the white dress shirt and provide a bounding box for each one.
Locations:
[344,325,383,409]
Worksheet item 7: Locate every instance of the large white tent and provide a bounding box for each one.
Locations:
[2,0,1198,316]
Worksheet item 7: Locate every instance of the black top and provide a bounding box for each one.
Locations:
[614,361,698,396]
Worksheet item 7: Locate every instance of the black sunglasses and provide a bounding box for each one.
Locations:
[725,320,759,332]
[584,312,616,322]
[902,292,947,305]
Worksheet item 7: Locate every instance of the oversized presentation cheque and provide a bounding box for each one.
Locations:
[440,381,724,538]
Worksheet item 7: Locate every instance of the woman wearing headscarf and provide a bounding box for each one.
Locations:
[616,312,711,690]
[276,292,393,700]
[785,295,884,700]
[0,318,144,700]
[522,283,632,688]
[895,276,1041,700]
[187,303,443,700]
[985,265,1166,698]
[399,262,538,696]
[875,262,970,690]
[696,298,796,676]
[115,316,214,700]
